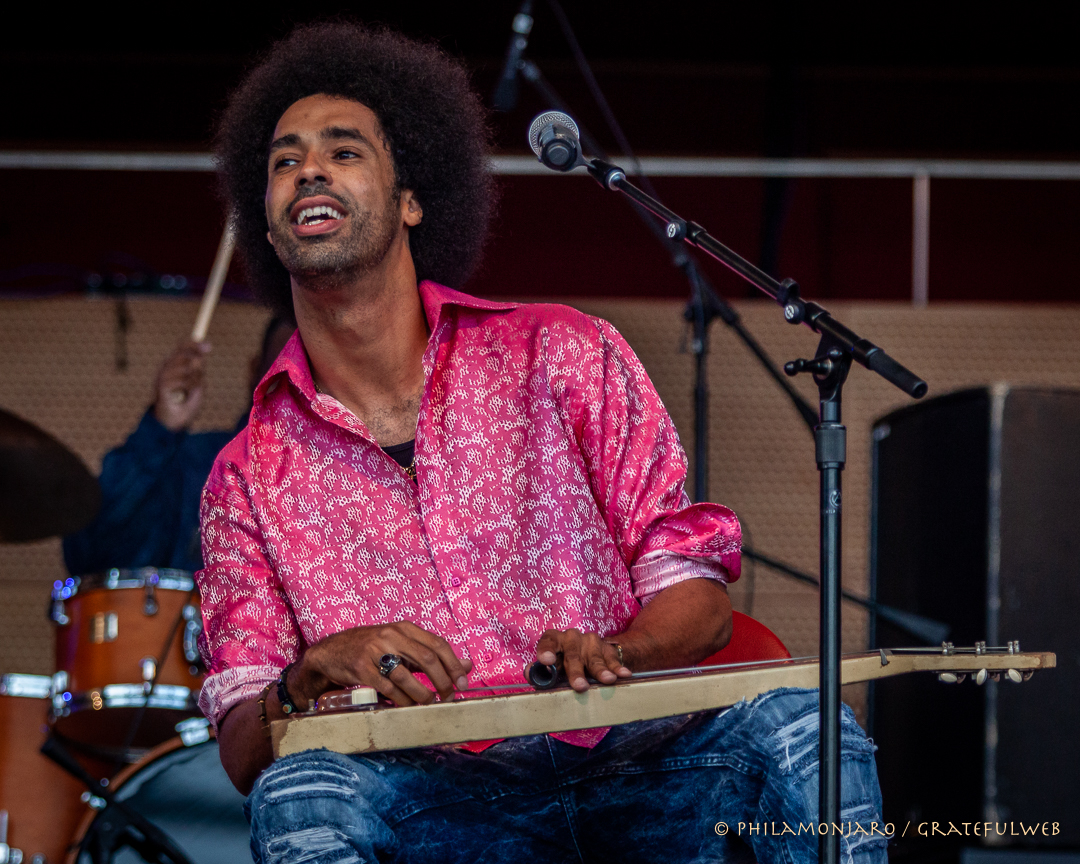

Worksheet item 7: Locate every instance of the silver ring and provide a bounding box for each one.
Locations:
[377,653,403,677]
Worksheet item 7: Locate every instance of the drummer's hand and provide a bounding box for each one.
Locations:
[292,622,474,708]
[153,341,211,431]
[535,629,632,693]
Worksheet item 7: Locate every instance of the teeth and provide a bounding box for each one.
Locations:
[296,205,344,225]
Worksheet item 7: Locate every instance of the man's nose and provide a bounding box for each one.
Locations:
[296,152,330,186]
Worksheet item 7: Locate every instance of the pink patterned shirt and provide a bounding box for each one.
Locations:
[196,282,741,746]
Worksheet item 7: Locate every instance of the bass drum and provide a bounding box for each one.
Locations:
[67,735,250,864]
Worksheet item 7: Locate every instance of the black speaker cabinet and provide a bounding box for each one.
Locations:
[870,386,1079,857]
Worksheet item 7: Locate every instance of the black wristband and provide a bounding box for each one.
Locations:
[276,662,299,715]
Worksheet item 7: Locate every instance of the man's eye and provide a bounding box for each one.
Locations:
[335,149,360,160]
[272,156,298,170]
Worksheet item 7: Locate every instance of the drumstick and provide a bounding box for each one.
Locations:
[167,222,236,405]
[190,221,236,342]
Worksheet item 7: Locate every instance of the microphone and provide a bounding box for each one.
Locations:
[491,0,535,112]
[527,111,587,172]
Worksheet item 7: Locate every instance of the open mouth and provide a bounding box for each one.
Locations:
[289,196,348,236]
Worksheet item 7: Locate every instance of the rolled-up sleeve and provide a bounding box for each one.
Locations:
[196,452,301,728]
[557,316,741,601]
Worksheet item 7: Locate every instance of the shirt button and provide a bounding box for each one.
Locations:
[450,577,461,588]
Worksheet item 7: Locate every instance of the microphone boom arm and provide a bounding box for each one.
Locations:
[584,159,928,398]
[520,73,819,460]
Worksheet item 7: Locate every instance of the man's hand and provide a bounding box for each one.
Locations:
[291,621,473,707]
[535,629,633,693]
[153,341,212,431]
[533,578,732,694]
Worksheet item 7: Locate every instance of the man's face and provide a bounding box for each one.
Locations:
[264,94,419,284]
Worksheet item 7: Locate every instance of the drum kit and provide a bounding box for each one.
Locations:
[1,230,248,864]
[0,417,249,864]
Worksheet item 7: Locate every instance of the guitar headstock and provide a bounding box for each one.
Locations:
[879,641,1054,684]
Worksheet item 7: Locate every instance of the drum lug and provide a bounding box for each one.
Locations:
[1,807,22,864]
[141,657,157,684]
[80,791,107,811]
[182,605,203,666]
[143,579,159,616]
[175,716,211,747]
[49,577,78,626]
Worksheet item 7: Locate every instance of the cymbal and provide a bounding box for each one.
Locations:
[0,408,100,543]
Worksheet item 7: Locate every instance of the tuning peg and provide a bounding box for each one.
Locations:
[1007,669,1023,683]
[975,669,988,685]
[938,672,959,683]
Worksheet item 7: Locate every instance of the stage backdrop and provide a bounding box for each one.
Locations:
[3,295,1080,724]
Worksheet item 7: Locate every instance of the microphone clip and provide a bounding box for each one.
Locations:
[585,159,626,190]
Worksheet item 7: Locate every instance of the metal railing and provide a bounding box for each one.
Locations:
[5,150,1080,305]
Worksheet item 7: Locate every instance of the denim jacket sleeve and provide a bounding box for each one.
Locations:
[62,410,230,574]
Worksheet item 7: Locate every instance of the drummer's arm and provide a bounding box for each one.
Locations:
[62,343,213,573]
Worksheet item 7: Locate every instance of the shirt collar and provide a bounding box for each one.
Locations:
[417,280,518,332]
[252,281,519,409]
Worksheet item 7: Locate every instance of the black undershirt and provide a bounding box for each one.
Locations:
[382,439,415,470]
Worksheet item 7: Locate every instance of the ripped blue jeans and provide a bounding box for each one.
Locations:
[246,688,888,863]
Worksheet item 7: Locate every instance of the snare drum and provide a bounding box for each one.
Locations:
[50,568,205,758]
[66,730,250,864]
[0,674,89,864]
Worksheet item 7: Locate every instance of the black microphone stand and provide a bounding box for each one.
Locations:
[576,156,927,863]
[504,12,927,855]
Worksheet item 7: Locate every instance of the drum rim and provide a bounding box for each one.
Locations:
[64,733,220,864]
[54,567,196,600]
[0,672,52,698]
[52,683,200,716]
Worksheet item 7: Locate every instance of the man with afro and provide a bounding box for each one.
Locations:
[197,21,887,864]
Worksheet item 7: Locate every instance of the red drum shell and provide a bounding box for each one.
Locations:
[0,675,107,864]
[51,569,205,756]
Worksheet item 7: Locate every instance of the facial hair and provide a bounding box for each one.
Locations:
[269,183,401,290]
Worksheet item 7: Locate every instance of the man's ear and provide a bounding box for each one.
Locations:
[266,230,275,247]
[402,190,423,227]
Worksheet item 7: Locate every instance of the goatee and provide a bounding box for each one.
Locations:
[270,186,400,290]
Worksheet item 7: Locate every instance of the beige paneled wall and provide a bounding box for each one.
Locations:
[0,296,271,674]
[3,297,1079,722]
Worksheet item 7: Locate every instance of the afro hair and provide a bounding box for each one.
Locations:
[215,22,496,319]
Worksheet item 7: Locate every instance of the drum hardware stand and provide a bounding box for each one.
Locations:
[741,547,951,645]
[112,587,197,772]
[39,736,193,864]
[542,146,927,863]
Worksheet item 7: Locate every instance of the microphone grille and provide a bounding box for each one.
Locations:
[527,111,579,158]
